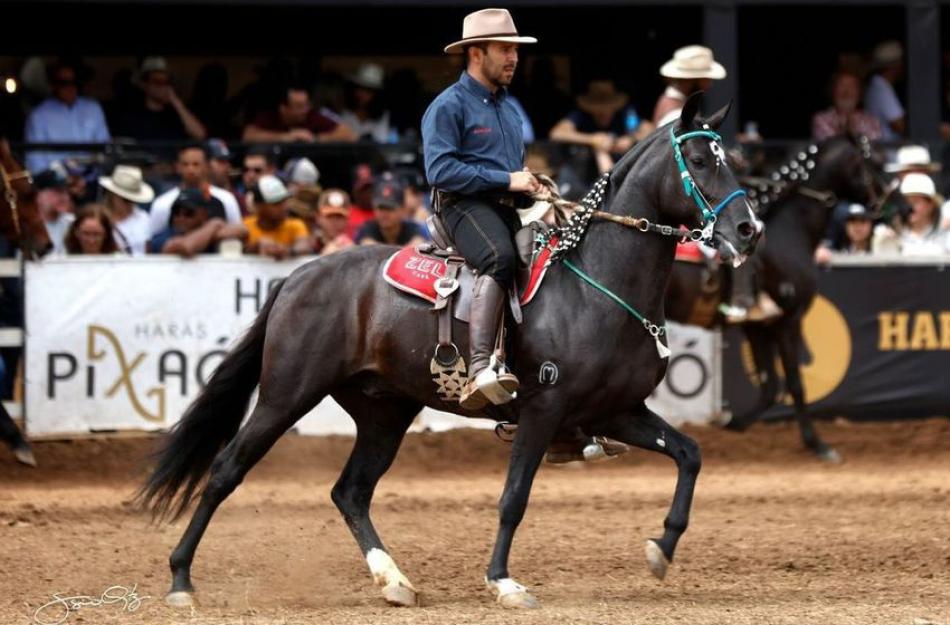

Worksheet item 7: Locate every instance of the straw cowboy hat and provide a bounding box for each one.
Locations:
[660,45,727,80]
[576,80,629,116]
[444,8,537,54]
[900,172,944,205]
[98,165,155,204]
[884,145,942,174]
[347,63,385,90]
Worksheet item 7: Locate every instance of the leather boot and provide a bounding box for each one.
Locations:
[459,275,519,410]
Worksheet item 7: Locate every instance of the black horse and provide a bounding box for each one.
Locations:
[140,95,761,610]
[0,139,51,467]
[666,135,895,462]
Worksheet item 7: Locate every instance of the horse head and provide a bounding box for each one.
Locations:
[662,92,762,266]
[0,139,52,258]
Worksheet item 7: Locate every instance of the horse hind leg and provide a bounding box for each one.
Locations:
[165,392,329,607]
[330,390,421,607]
[593,404,701,581]
[726,324,779,432]
[775,319,842,463]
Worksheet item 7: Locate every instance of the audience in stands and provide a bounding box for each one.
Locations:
[25,59,111,173]
[356,174,427,246]
[347,165,377,238]
[874,173,948,255]
[148,143,242,236]
[243,85,356,143]
[112,57,207,142]
[812,71,882,141]
[243,175,312,259]
[312,189,355,255]
[98,165,154,255]
[35,169,75,255]
[64,204,120,255]
[151,188,246,257]
[865,41,906,141]
[206,139,235,191]
[341,63,393,143]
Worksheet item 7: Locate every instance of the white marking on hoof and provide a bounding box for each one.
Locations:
[13,446,36,467]
[165,591,196,608]
[645,539,670,581]
[486,577,539,609]
[366,548,418,607]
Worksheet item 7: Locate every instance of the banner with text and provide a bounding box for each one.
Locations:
[25,258,720,437]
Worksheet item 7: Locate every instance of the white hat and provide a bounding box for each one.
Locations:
[661,45,727,80]
[98,165,155,204]
[872,41,903,68]
[899,172,943,204]
[884,145,942,173]
[285,157,320,186]
[255,175,290,203]
[444,8,537,55]
[140,56,169,75]
[347,63,384,90]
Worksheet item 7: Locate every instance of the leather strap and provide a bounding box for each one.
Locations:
[434,257,465,350]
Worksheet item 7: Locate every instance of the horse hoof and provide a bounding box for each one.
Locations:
[498,591,539,609]
[382,583,418,607]
[645,539,670,580]
[13,446,36,467]
[165,591,196,608]
[816,447,843,464]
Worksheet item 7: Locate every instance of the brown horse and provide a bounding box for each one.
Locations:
[0,139,52,466]
[140,95,761,610]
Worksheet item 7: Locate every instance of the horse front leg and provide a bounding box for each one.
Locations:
[591,403,701,580]
[485,408,560,609]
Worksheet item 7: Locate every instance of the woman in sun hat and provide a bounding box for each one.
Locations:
[874,173,949,255]
[341,63,393,143]
[653,45,727,127]
[98,164,155,255]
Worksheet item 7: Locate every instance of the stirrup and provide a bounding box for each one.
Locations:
[460,355,519,409]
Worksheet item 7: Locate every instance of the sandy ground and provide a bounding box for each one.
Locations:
[2,418,949,625]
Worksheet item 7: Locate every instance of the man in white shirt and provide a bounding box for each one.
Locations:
[148,142,241,236]
[864,41,906,141]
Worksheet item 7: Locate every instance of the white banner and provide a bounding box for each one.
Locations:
[25,257,719,437]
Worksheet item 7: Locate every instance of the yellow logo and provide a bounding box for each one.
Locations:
[741,295,851,404]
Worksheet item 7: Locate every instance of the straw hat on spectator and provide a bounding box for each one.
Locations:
[576,81,629,117]
[884,145,942,174]
[660,45,727,80]
[98,165,155,204]
[871,41,903,69]
[347,63,385,90]
[899,172,943,205]
[443,8,537,54]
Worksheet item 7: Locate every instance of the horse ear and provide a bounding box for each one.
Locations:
[702,100,732,130]
[679,91,703,128]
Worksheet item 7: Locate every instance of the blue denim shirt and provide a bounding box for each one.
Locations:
[422,72,525,195]
[25,97,111,173]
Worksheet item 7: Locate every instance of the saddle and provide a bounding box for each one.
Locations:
[382,181,565,403]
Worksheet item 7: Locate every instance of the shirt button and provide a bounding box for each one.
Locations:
[483,99,488,104]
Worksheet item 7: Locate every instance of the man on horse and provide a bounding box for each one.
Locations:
[422,8,540,410]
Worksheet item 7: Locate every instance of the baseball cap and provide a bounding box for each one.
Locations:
[283,157,320,186]
[373,175,404,209]
[206,138,231,161]
[253,174,291,204]
[172,187,211,214]
[319,189,351,217]
[844,203,873,220]
[35,168,68,190]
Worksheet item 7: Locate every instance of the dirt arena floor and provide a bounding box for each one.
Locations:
[2,418,949,625]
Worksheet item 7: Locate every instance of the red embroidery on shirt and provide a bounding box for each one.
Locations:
[472,126,493,135]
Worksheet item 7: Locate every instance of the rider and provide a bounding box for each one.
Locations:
[422,8,540,410]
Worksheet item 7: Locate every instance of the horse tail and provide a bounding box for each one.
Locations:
[137,279,286,521]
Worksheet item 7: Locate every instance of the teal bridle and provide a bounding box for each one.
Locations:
[670,126,748,229]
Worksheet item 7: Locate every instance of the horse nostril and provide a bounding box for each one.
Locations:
[737,221,755,239]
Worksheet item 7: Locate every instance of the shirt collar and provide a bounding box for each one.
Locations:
[460,71,506,102]
[664,85,686,101]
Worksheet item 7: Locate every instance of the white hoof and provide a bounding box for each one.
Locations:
[14,447,36,467]
[487,577,539,609]
[818,447,843,464]
[645,539,670,580]
[165,591,196,608]
[382,583,418,607]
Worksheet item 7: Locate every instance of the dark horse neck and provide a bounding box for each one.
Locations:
[571,135,677,328]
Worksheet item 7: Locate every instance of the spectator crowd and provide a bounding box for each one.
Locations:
[10,38,950,261]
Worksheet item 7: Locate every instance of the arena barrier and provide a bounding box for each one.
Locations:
[24,256,720,438]
[723,256,950,422]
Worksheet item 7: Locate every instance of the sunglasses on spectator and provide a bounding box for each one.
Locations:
[244,166,264,173]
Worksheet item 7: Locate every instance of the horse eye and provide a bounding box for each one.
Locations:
[690,156,705,167]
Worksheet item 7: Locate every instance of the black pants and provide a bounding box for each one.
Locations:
[440,197,521,287]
